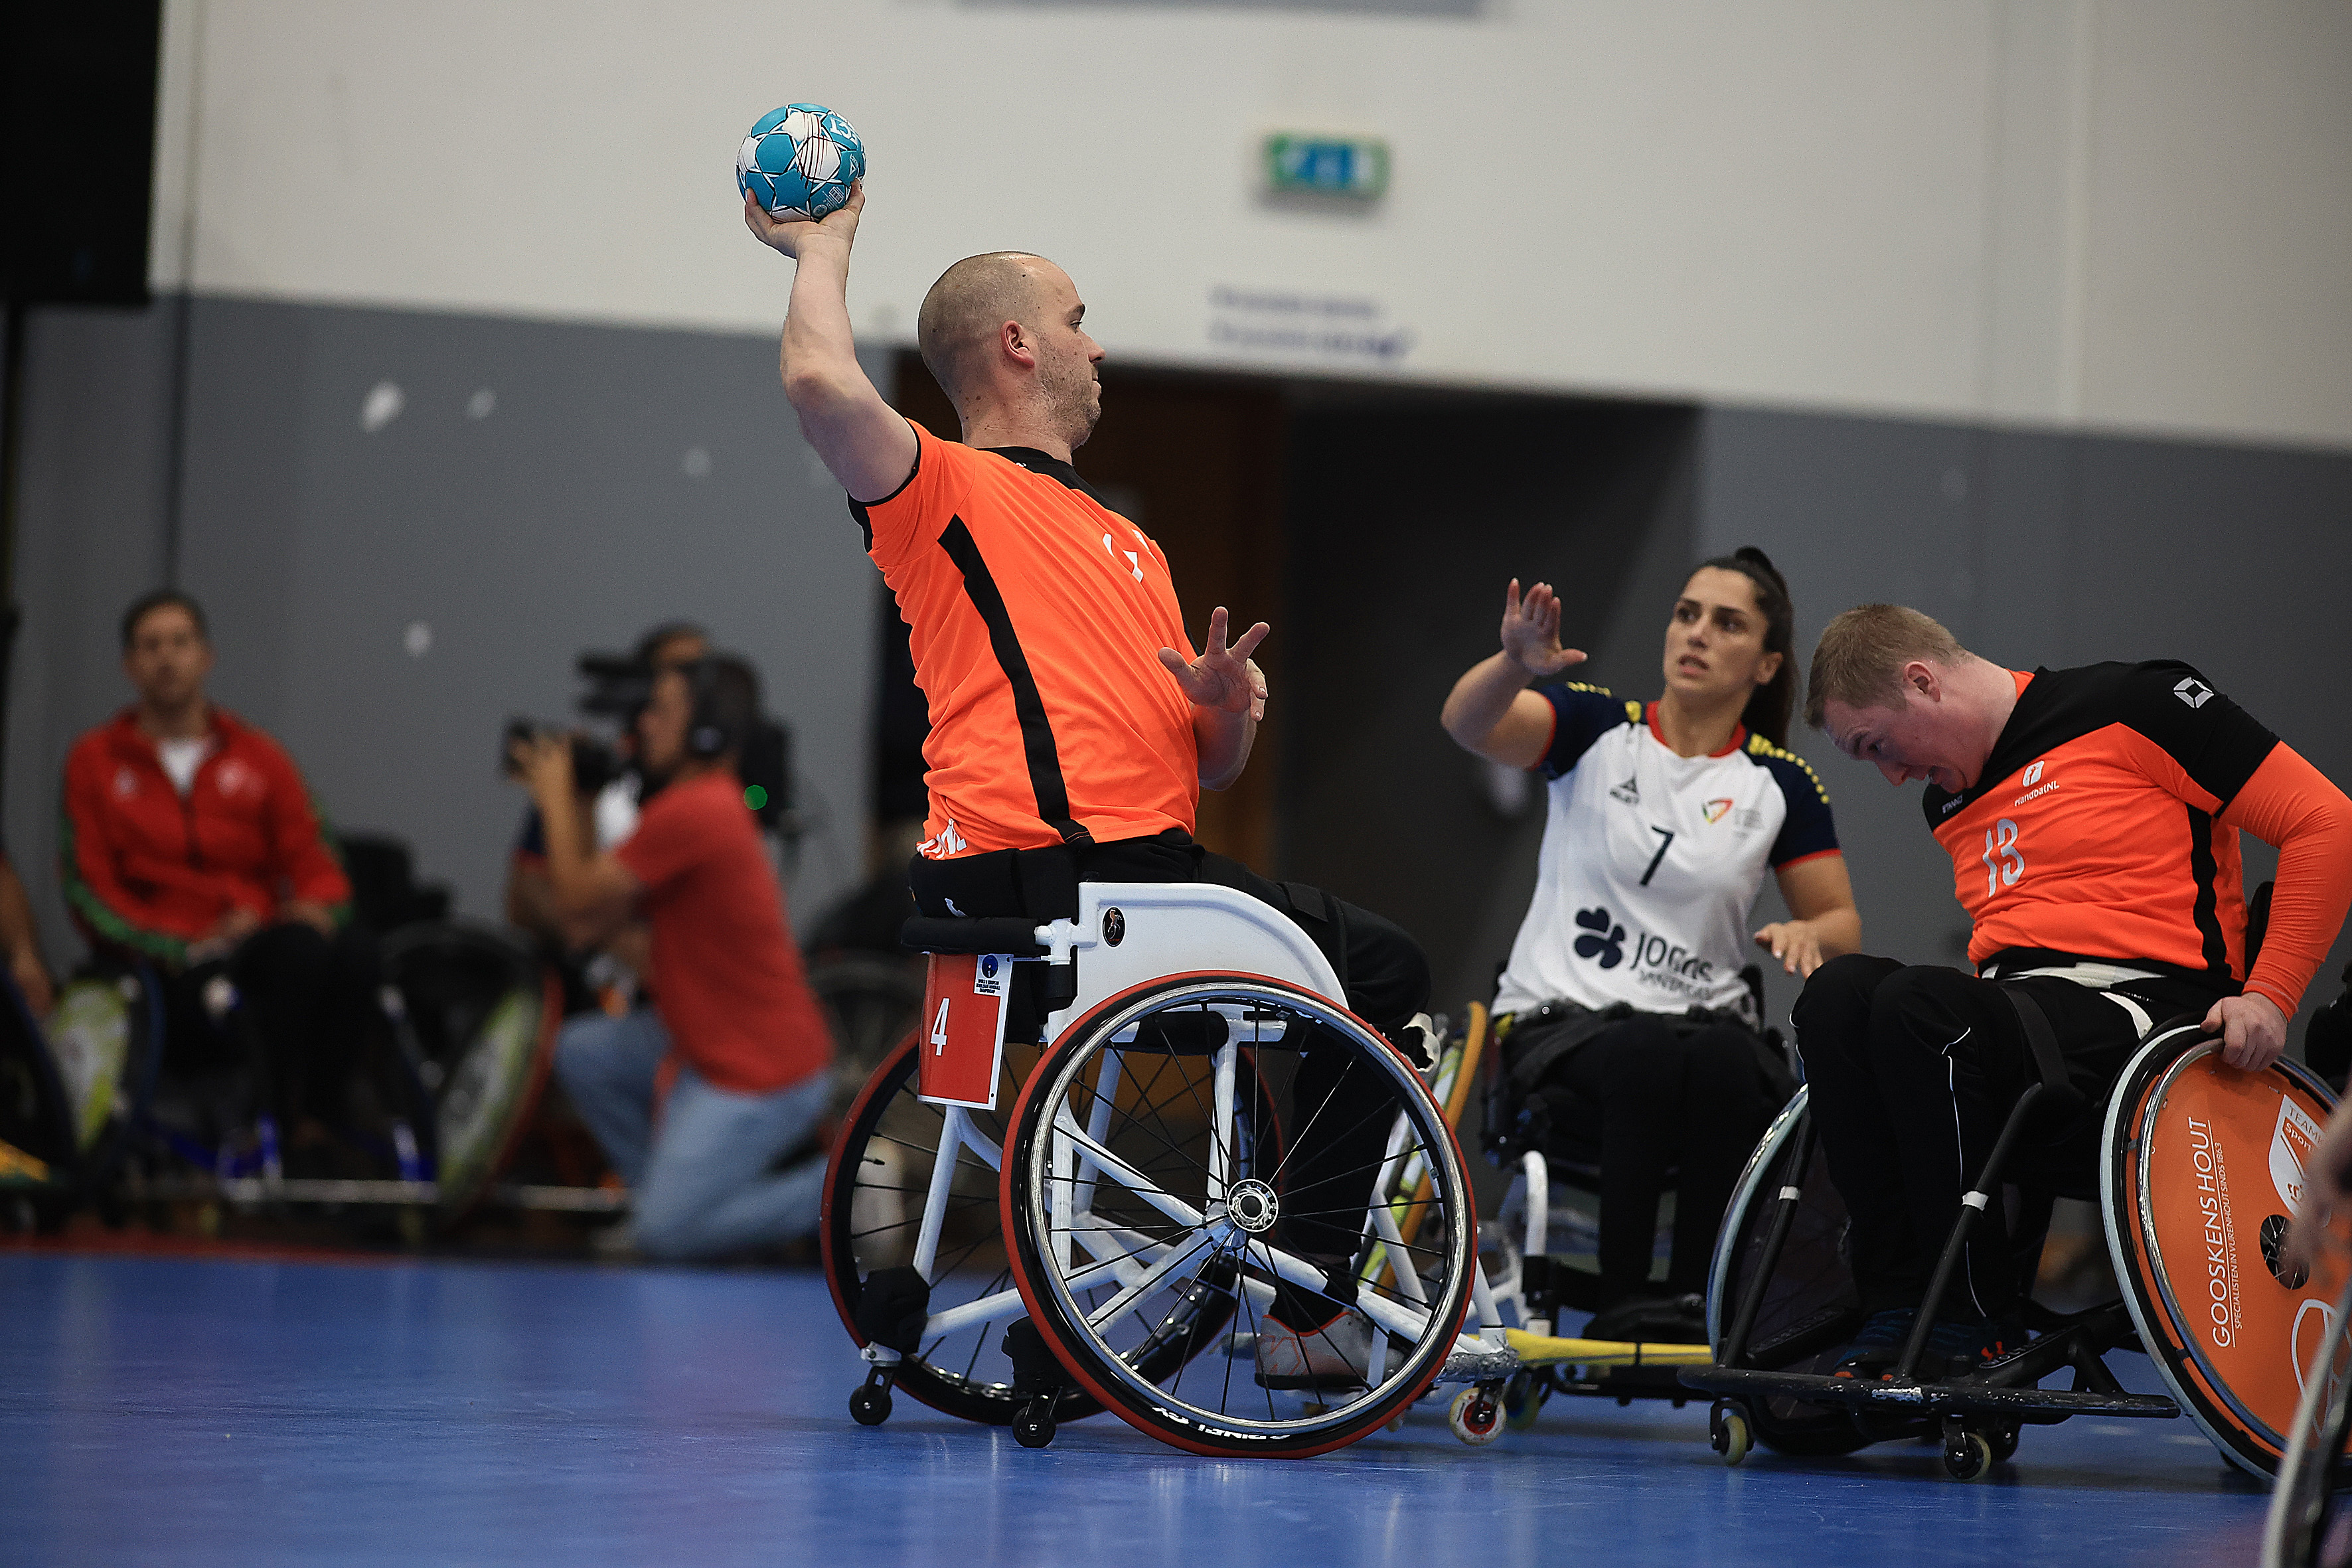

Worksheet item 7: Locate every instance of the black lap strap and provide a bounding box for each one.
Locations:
[1999,984,2073,1098]
[900,916,1047,957]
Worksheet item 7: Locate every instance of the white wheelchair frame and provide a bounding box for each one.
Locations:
[868,881,1513,1411]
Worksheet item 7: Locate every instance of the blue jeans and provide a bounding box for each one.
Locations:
[554,1009,829,1261]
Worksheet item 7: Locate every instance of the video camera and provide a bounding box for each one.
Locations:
[503,649,796,838]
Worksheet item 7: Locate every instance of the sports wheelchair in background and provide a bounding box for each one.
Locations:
[33,921,562,1229]
[1684,1012,2348,1482]
[1472,969,1790,1433]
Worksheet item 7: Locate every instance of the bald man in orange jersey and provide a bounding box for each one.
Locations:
[745,185,1434,1387]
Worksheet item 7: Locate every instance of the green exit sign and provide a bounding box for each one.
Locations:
[1263,134,1389,200]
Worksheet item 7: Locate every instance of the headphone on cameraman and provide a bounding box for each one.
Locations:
[682,657,749,760]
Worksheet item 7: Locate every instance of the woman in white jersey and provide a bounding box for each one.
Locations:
[1442,548,1861,1340]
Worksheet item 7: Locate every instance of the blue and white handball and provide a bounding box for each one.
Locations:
[737,104,864,220]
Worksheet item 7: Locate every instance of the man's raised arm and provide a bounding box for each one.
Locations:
[744,185,918,503]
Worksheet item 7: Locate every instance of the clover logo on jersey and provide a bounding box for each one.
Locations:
[1573,905,1627,969]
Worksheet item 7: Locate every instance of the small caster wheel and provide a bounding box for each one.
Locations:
[1449,1385,1504,1446]
[1385,1411,1407,1433]
[1502,1372,1547,1433]
[848,1380,892,1426]
[1987,1422,2019,1462]
[1710,1402,1753,1467]
[1943,1430,1993,1481]
[1014,1393,1058,1449]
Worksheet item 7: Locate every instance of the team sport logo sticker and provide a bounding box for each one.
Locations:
[2271,1095,2322,1211]
[1701,799,1733,824]
[2021,761,2045,786]
[2175,677,2215,709]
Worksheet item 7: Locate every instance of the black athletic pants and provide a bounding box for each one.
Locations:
[1519,1013,1787,1300]
[909,829,1431,1279]
[164,923,389,1131]
[1794,953,2221,1320]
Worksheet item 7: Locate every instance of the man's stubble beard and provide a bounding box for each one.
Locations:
[1046,360,1101,451]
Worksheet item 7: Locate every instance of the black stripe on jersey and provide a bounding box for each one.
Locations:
[1922,661,2279,828]
[2185,805,2230,977]
[986,445,1108,505]
[938,519,1093,846]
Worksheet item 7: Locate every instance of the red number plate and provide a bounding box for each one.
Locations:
[916,953,1014,1109]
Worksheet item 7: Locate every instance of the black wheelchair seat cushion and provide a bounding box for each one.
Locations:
[900,916,1047,958]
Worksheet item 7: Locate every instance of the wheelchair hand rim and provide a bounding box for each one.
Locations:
[1707,1082,1810,1354]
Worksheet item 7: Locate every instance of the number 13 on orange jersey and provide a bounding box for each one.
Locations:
[1981,817,2025,896]
[917,953,1015,1109]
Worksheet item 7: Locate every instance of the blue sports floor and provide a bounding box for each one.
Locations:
[1,1251,2270,1567]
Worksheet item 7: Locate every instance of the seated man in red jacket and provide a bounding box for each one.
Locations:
[62,590,380,1152]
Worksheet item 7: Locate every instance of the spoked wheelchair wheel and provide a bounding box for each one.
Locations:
[381,923,561,1219]
[1705,1085,1870,1458]
[1000,975,1475,1458]
[42,967,163,1194]
[822,1031,1109,1427]
[2104,1023,2351,1482]
[2264,1273,2352,1568]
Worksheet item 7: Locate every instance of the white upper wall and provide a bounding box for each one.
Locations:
[152,0,2352,449]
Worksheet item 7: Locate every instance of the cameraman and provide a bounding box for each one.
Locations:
[510,655,833,1261]
[504,621,709,954]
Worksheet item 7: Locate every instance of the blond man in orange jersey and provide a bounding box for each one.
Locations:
[1794,605,2352,1375]
[746,185,1436,1388]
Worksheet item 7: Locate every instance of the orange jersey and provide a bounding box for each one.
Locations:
[854,422,1200,857]
[1925,662,2352,1014]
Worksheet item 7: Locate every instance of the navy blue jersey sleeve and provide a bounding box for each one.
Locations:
[1536,684,1637,779]
[1747,737,1840,868]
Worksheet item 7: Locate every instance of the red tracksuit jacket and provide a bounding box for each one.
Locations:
[60,708,351,969]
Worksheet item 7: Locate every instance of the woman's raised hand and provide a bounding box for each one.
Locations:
[1500,578,1588,678]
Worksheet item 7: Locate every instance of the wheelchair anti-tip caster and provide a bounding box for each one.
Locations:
[1449,1385,1504,1445]
[1710,1401,1753,1467]
[849,1369,894,1427]
[1942,1417,1994,1482]
[1014,1393,1058,1449]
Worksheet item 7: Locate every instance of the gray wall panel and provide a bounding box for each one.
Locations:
[5,306,179,965]
[13,296,875,967]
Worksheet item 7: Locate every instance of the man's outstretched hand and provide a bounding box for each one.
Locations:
[743,182,865,258]
[1160,607,1269,720]
[1500,579,1588,679]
